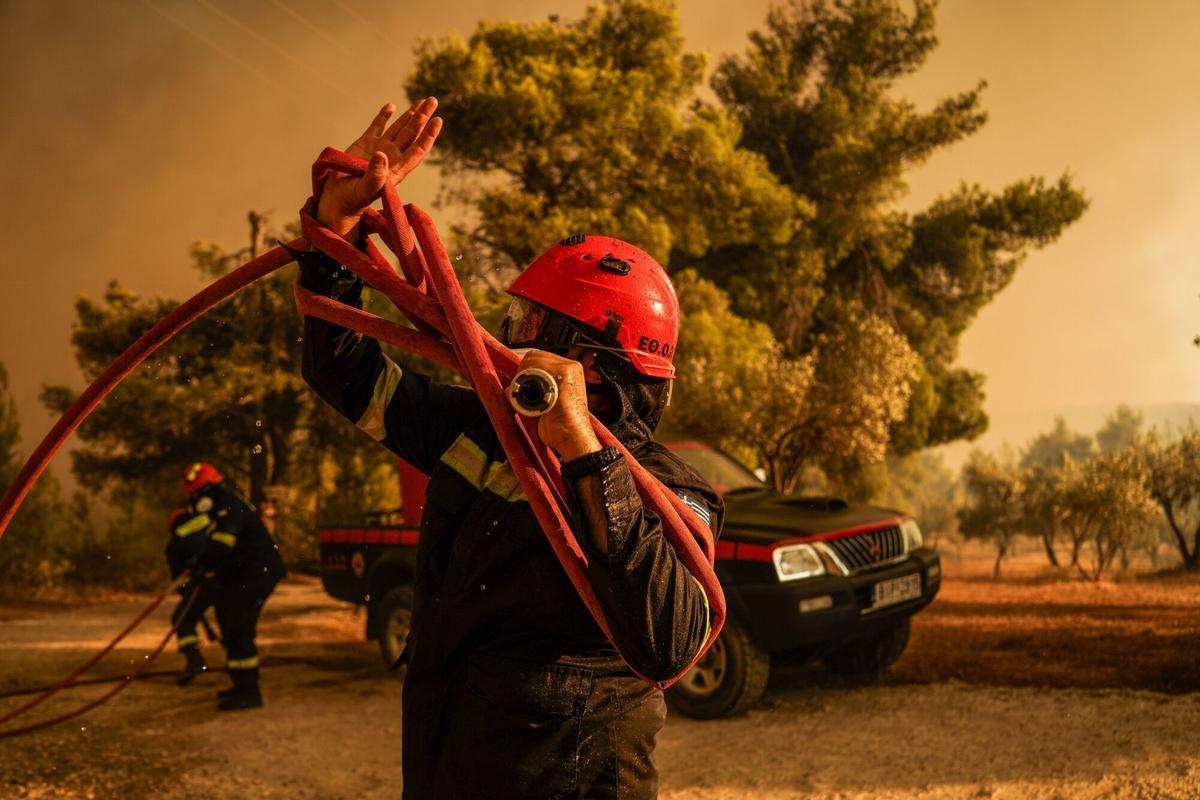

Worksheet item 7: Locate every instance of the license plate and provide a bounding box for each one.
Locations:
[869,573,922,612]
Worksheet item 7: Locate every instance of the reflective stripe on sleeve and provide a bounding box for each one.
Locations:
[690,574,712,661]
[483,461,526,502]
[226,656,259,670]
[440,435,488,488]
[439,437,529,503]
[210,532,237,547]
[174,514,211,537]
[676,491,712,527]
[177,635,198,649]
[356,358,403,441]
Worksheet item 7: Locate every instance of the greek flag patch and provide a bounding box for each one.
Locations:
[676,491,712,526]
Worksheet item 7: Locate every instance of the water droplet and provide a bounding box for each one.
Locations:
[455,253,463,261]
[255,419,263,427]
[252,445,263,454]
[296,337,303,342]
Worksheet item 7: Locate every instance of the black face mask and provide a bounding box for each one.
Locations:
[591,355,672,444]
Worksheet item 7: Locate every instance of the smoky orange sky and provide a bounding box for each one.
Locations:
[1,0,1197,478]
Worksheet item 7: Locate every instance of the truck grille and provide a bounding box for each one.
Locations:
[824,525,905,573]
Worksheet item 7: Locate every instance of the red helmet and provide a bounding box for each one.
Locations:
[503,235,679,379]
[182,461,223,494]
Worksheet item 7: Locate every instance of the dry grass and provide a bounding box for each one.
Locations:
[890,552,1200,692]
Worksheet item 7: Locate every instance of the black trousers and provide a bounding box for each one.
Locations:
[404,652,666,799]
[214,568,281,688]
[171,579,219,651]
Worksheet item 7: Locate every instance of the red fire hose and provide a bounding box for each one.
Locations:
[0,576,199,739]
[0,146,725,691]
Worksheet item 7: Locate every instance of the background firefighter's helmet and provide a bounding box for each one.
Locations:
[503,235,679,379]
[182,461,224,494]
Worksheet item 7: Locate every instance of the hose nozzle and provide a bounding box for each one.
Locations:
[507,368,558,417]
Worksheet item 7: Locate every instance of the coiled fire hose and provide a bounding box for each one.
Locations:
[0,146,725,691]
[0,574,199,739]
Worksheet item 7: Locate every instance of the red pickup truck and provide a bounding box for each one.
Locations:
[319,442,940,718]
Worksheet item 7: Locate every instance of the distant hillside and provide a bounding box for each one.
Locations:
[935,402,1200,469]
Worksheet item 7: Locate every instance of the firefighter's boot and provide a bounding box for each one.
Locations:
[217,666,262,711]
[176,646,207,686]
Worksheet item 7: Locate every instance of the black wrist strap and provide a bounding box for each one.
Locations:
[560,446,622,480]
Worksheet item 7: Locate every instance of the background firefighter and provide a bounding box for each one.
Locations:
[181,461,286,711]
[164,506,220,685]
[294,99,723,798]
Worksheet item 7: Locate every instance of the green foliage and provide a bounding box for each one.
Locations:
[1,360,191,592]
[664,271,915,494]
[883,451,959,547]
[409,0,801,269]
[42,213,397,566]
[1096,404,1144,454]
[1019,460,1075,569]
[1141,426,1200,568]
[962,409,1171,580]
[411,0,1087,494]
[1060,450,1157,581]
[0,362,74,591]
[800,300,918,493]
[662,269,814,489]
[710,0,1088,456]
[957,449,1022,577]
[1020,417,1094,469]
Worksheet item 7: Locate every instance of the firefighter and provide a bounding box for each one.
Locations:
[164,507,220,685]
[182,461,287,711]
[293,99,722,798]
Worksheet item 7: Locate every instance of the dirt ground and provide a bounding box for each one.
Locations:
[3,557,1200,799]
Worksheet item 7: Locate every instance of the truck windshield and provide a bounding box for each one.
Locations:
[667,444,766,497]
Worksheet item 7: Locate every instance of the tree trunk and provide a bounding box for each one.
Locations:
[249,422,268,507]
[267,423,291,487]
[1041,532,1060,567]
[1187,519,1200,571]
[992,543,1007,578]
[1158,499,1197,569]
[766,457,785,494]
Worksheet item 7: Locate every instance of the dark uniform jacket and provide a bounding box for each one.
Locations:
[297,253,722,799]
[187,483,286,588]
[165,510,210,583]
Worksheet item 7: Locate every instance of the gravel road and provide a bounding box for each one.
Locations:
[4,576,1199,799]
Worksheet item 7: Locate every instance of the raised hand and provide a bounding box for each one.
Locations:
[316,97,443,239]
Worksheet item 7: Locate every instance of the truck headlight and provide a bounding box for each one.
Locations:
[900,518,923,551]
[772,544,826,582]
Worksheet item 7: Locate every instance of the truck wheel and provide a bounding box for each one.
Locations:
[825,618,910,683]
[376,586,413,674]
[667,620,770,719]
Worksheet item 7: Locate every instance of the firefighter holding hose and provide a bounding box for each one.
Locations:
[181,461,286,711]
[294,98,722,798]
